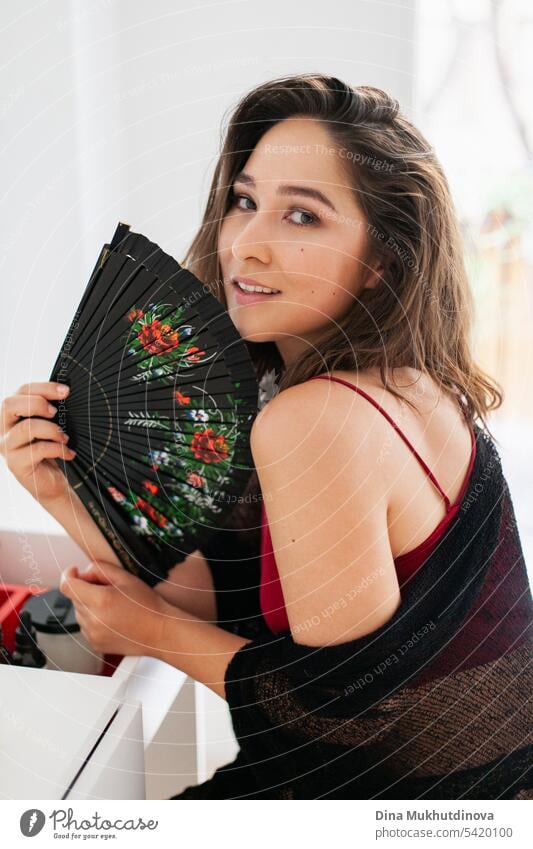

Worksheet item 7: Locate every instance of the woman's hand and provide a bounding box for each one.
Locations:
[0,381,77,503]
[60,561,253,702]
[60,560,171,657]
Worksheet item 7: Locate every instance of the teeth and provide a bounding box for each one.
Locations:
[236,280,280,294]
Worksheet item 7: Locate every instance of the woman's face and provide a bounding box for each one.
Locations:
[218,116,382,366]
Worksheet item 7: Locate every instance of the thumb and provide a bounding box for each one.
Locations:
[79,560,123,585]
[59,564,79,594]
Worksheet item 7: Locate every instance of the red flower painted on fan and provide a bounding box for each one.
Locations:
[143,480,159,495]
[184,346,205,363]
[134,497,168,528]
[107,485,126,503]
[187,472,205,488]
[190,428,229,464]
[127,308,144,322]
[175,390,191,405]
[138,319,180,355]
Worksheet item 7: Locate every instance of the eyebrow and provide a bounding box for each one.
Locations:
[233,171,338,214]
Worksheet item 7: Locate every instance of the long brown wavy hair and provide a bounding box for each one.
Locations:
[180,72,503,546]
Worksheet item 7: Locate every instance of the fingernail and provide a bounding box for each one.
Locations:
[48,403,57,416]
[57,384,69,396]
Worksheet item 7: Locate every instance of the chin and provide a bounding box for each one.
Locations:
[239,328,278,343]
[226,309,276,342]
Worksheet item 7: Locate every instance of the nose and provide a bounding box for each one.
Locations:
[231,213,271,265]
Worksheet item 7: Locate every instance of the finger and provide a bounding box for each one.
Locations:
[61,574,92,620]
[72,606,88,628]
[9,441,77,476]
[1,394,63,433]
[60,566,105,604]
[60,568,90,610]
[16,382,70,400]
[1,383,69,430]
[81,560,126,585]
[78,563,113,586]
[71,599,91,622]
[6,417,70,451]
[75,619,91,645]
[59,565,78,596]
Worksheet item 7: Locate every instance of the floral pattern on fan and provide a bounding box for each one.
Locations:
[107,402,246,543]
[103,301,250,546]
[124,302,211,384]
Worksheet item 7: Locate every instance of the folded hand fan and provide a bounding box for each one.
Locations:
[48,221,259,586]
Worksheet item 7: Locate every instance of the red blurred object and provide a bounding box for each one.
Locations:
[0,584,47,653]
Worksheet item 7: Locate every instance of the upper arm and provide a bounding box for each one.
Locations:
[250,382,401,647]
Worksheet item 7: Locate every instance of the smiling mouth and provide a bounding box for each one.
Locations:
[231,278,281,296]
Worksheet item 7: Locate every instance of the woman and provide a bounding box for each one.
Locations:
[1,74,532,799]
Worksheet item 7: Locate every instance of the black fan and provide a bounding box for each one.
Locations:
[48,222,259,586]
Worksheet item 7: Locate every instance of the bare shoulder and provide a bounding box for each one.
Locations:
[250,370,393,515]
[318,366,466,438]
[250,363,470,508]
[251,368,396,448]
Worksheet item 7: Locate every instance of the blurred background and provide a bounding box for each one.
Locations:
[1,0,531,573]
[416,0,533,572]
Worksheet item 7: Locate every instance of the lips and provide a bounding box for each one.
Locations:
[231,276,281,294]
[231,277,281,304]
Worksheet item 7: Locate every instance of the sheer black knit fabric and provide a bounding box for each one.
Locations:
[171,424,533,800]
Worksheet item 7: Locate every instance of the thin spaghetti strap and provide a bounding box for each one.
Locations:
[309,374,452,511]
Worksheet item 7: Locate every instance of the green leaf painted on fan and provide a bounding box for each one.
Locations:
[124,410,172,431]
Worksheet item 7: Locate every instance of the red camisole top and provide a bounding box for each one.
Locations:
[259,374,477,634]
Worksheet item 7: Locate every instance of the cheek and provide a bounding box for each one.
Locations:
[298,248,359,311]
[217,217,235,269]
[322,280,357,312]
[217,223,232,277]
[304,287,352,329]
[321,246,365,309]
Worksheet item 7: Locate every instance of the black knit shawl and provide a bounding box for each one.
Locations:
[174,423,533,800]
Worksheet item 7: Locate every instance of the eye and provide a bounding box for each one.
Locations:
[230,192,256,212]
[229,192,318,227]
[286,209,318,227]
